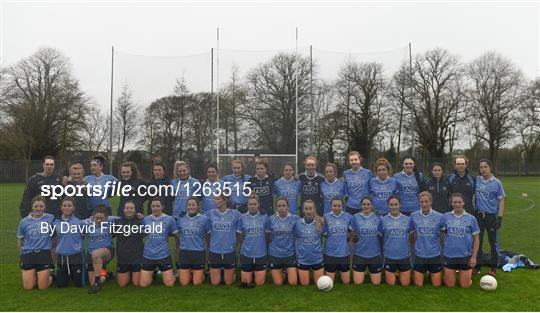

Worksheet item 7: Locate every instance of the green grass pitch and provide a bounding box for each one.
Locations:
[0,177,539,311]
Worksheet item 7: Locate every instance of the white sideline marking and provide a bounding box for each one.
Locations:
[506,198,536,215]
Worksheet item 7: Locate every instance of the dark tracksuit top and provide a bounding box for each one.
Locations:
[19,173,63,218]
[114,217,145,265]
[447,170,476,213]
[146,177,174,216]
[118,178,147,216]
[248,175,276,215]
[425,176,451,213]
[298,172,325,214]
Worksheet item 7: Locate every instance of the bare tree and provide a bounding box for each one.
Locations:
[114,83,138,162]
[336,61,387,159]
[0,47,88,177]
[407,48,464,160]
[220,65,246,153]
[139,109,160,157]
[310,81,344,162]
[80,106,109,154]
[186,92,215,172]
[388,62,414,158]
[241,53,312,154]
[466,51,525,170]
[515,79,540,174]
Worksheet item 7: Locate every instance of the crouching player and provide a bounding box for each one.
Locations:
[140,197,179,287]
[237,195,270,286]
[54,197,86,287]
[17,196,55,290]
[176,197,210,285]
[410,192,444,287]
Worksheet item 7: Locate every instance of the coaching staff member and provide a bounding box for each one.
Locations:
[448,156,476,214]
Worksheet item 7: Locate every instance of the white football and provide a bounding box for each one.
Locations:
[480,275,497,291]
[316,275,333,291]
[522,193,528,198]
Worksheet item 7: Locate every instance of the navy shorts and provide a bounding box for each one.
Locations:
[117,263,142,273]
[324,255,350,273]
[298,262,324,271]
[141,256,174,272]
[240,254,268,272]
[20,249,53,272]
[353,255,383,274]
[384,257,411,272]
[208,251,236,269]
[443,256,471,271]
[268,254,297,270]
[413,255,443,273]
[87,247,115,271]
[178,250,206,270]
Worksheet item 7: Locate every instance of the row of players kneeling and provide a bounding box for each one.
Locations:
[18,190,480,292]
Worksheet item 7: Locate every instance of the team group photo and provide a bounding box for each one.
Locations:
[1,0,539,312]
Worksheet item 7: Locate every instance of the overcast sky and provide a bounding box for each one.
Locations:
[2,1,539,134]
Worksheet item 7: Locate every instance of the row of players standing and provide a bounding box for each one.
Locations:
[19,152,505,275]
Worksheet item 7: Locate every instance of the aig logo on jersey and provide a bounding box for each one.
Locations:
[448,226,465,237]
[301,236,318,245]
[330,227,347,235]
[246,227,263,236]
[214,222,230,231]
[360,228,377,236]
[388,228,405,237]
[418,226,435,236]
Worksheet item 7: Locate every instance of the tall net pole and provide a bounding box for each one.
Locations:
[216,28,220,169]
[109,46,114,173]
[295,27,299,169]
[409,42,415,158]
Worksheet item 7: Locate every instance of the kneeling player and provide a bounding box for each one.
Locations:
[323,198,352,284]
[267,197,299,286]
[54,197,86,288]
[410,192,444,287]
[17,196,55,290]
[115,200,144,287]
[380,196,413,286]
[351,197,383,285]
[294,200,325,286]
[442,193,480,288]
[237,195,270,286]
[176,197,210,285]
[140,198,179,287]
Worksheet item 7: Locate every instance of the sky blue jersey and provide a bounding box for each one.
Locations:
[201,179,223,214]
[84,216,121,253]
[475,176,505,214]
[410,209,444,258]
[323,212,352,257]
[142,214,178,260]
[369,177,401,215]
[54,215,84,255]
[222,174,252,206]
[237,212,269,258]
[267,213,299,258]
[343,167,374,209]
[393,171,423,213]
[442,211,480,258]
[273,178,302,215]
[171,176,199,218]
[350,212,382,258]
[85,174,118,211]
[207,209,241,254]
[320,179,346,214]
[380,214,413,260]
[17,213,55,254]
[293,218,323,265]
[177,213,210,251]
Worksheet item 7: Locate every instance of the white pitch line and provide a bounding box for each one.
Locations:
[506,198,536,215]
